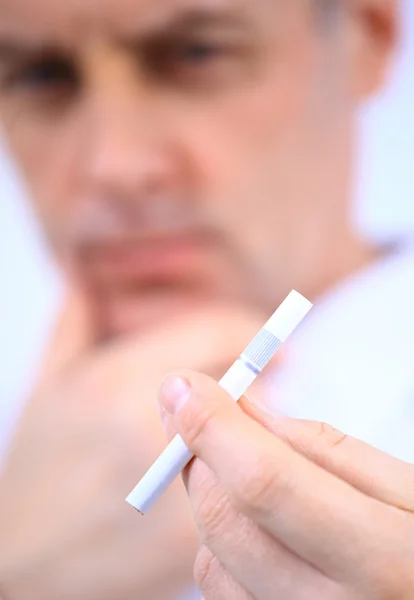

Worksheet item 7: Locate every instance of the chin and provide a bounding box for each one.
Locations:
[96,291,213,340]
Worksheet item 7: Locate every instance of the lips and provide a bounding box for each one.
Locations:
[71,231,220,337]
[76,231,215,288]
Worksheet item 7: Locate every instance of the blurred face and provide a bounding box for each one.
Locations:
[0,0,395,337]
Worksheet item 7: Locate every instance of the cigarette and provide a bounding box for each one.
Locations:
[126,289,312,515]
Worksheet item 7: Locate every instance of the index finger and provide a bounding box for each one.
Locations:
[159,370,402,584]
[239,397,414,512]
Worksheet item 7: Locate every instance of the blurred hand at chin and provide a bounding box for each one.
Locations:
[0,282,272,600]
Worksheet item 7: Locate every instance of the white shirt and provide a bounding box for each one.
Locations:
[272,242,414,462]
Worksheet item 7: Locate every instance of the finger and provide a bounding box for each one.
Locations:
[98,306,263,435]
[185,456,333,600]
[134,305,263,373]
[161,404,333,599]
[32,283,95,397]
[107,305,265,392]
[159,392,266,448]
[159,371,402,582]
[194,545,255,600]
[239,397,414,511]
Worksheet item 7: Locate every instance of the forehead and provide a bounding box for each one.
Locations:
[0,0,309,46]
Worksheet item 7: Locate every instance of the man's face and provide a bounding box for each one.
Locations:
[0,0,394,337]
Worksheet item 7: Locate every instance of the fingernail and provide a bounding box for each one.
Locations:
[159,375,192,415]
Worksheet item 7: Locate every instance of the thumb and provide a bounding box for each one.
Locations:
[239,396,414,512]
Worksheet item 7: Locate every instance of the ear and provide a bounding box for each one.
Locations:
[345,0,399,99]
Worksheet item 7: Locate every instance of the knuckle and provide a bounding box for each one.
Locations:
[236,456,283,514]
[316,422,348,450]
[193,546,220,592]
[196,481,233,545]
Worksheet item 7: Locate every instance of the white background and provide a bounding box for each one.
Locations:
[355,0,414,240]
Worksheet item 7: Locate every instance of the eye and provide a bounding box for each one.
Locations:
[145,35,241,90]
[2,56,78,96]
[174,41,225,65]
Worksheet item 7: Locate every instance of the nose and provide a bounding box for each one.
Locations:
[81,61,178,202]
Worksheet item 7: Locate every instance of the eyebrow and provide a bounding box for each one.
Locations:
[0,4,258,64]
[121,6,258,59]
[148,6,253,33]
[0,40,67,65]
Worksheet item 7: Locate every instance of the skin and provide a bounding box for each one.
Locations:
[0,292,266,599]
[158,370,414,600]
[0,0,403,598]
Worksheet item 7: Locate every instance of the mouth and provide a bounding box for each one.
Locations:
[72,230,221,337]
[78,231,214,285]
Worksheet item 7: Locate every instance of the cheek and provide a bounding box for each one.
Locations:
[1,105,80,238]
[181,70,317,256]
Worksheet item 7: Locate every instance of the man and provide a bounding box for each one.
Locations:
[1,0,413,598]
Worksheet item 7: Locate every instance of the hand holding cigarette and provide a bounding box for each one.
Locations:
[127,290,312,513]
[157,371,414,599]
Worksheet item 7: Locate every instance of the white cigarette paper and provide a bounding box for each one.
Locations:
[126,290,312,514]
